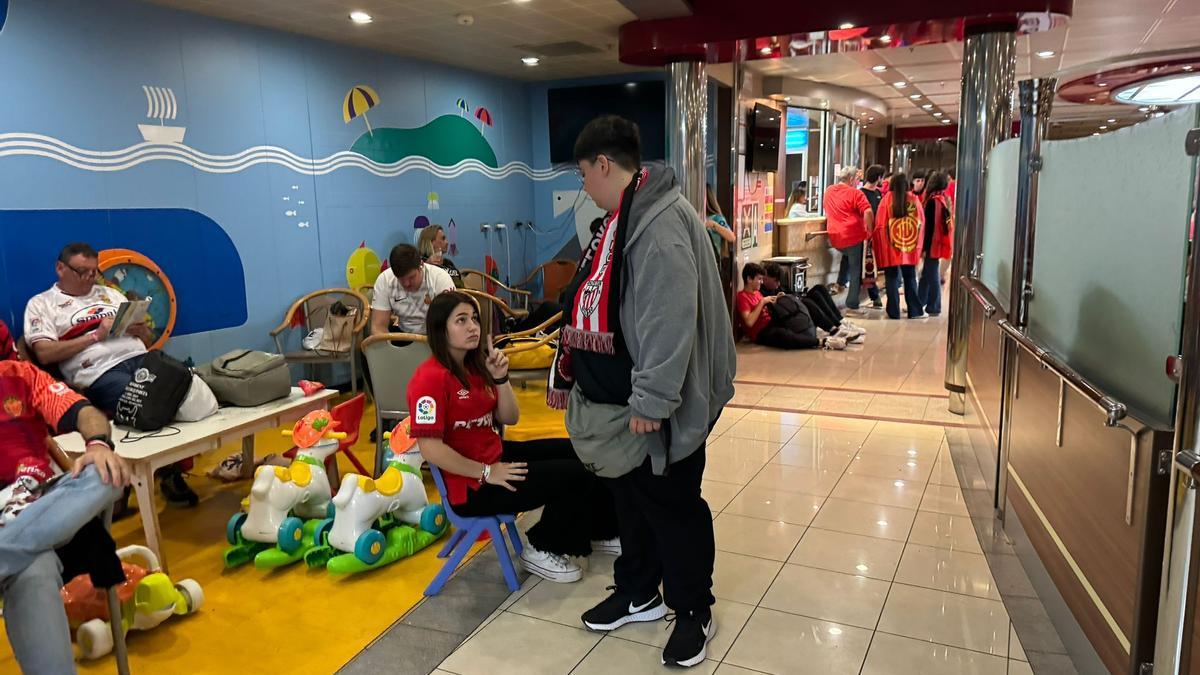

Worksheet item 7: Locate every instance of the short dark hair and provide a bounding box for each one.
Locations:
[389,244,422,276]
[573,115,641,172]
[58,242,97,263]
[911,168,928,181]
[741,262,765,284]
[762,262,785,282]
[864,164,885,184]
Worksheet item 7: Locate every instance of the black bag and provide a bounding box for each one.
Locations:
[114,351,193,431]
[768,294,817,338]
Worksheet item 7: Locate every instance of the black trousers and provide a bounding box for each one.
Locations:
[455,438,618,557]
[756,323,819,349]
[803,285,843,328]
[606,444,715,613]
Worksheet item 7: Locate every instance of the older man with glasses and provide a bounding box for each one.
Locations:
[23,242,198,507]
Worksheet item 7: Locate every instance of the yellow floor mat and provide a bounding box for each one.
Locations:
[0,389,564,674]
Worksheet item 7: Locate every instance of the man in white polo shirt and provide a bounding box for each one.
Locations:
[24,242,198,507]
[370,243,455,336]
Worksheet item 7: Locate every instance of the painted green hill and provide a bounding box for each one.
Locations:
[350,114,498,168]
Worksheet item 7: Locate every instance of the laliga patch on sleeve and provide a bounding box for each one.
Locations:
[415,396,437,425]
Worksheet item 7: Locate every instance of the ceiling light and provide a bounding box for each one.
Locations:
[879,35,892,43]
[933,112,943,117]
[872,65,888,72]
[839,22,855,30]
[1117,73,1200,105]
[1107,118,1117,123]
[894,81,908,88]
[1097,82,1108,88]
[1185,66,1195,72]
[1138,106,1150,112]
[922,104,933,109]
[1088,97,1096,102]
[941,119,952,124]
[349,10,373,24]
[1035,50,1056,59]
[1099,125,1108,130]
[521,56,540,66]
[760,46,772,55]
[868,116,875,121]
[909,94,922,100]
[1093,132,1101,136]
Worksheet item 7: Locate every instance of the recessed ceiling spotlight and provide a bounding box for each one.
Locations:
[922,103,933,109]
[1088,97,1096,102]
[941,119,952,124]
[933,111,943,117]
[1185,65,1195,72]
[1138,106,1150,112]
[839,22,855,29]
[1099,125,1108,129]
[901,113,911,119]
[868,116,875,121]
[521,56,540,66]
[1097,82,1108,87]
[909,93,921,100]
[872,65,888,72]
[760,46,772,55]
[1093,132,1101,136]
[1035,50,1056,58]
[1107,118,1116,123]
[349,10,373,24]
[894,81,907,88]
[879,35,892,43]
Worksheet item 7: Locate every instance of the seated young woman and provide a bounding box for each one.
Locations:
[406,291,619,583]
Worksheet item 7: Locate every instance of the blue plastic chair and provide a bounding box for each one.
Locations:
[425,464,525,595]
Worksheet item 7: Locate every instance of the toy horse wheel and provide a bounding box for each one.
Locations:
[354,529,386,565]
[225,513,247,545]
[277,516,305,553]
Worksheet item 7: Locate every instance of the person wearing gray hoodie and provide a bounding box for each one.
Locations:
[550,115,735,668]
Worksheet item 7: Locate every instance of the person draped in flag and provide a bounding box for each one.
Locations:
[548,115,736,668]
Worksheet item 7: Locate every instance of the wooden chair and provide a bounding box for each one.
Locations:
[269,288,370,393]
[461,269,532,312]
[516,259,578,304]
[460,288,530,337]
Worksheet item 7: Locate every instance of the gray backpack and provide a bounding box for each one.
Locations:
[196,349,291,407]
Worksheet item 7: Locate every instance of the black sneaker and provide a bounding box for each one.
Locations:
[662,609,715,668]
[581,585,668,631]
[160,471,199,507]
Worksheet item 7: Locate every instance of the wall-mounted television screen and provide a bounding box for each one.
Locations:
[747,102,780,172]
[547,81,666,164]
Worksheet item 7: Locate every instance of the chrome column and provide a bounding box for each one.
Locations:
[995,78,1054,517]
[840,118,861,171]
[667,59,708,214]
[892,143,913,175]
[817,110,836,215]
[944,30,1017,414]
[727,40,745,310]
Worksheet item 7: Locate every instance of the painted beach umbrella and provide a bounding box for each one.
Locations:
[343,85,381,136]
[474,106,493,131]
[456,97,469,116]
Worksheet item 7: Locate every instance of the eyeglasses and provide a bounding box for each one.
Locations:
[63,263,98,279]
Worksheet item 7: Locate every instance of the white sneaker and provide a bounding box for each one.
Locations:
[591,538,621,556]
[842,320,867,333]
[823,336,848,351]
[835,325,864,343]
[520,545,582,583]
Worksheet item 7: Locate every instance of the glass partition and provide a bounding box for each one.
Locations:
[980,138,1020,307]
[1026,106,1198,426]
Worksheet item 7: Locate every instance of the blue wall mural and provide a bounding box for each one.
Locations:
[0,0,572,366]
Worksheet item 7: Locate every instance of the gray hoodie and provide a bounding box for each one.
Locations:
[621,167,737,474]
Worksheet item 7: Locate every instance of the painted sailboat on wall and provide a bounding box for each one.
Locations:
[138,85,186,144]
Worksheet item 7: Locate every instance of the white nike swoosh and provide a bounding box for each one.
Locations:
[628,598,656,613]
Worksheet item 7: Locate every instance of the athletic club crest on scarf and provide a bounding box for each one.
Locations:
[546,167,648,409]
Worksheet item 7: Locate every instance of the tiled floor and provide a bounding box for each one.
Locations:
[420,312,1041,672]
[413,310,1041,675]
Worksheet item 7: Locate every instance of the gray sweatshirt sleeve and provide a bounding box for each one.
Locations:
[628,224,699,421]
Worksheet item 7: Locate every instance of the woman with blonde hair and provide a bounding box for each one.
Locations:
[417,224,463,288]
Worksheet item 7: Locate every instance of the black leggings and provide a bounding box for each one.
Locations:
[454,438,618,557]
[802,285,843,331]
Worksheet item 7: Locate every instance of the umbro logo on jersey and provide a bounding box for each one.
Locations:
[456,388,470,399]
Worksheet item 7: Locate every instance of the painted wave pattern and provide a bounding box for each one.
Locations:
[0,133,572,181]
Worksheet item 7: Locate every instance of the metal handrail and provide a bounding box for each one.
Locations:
[960,275,999,318]
[805,230,829,242]
[997,319,1128,427]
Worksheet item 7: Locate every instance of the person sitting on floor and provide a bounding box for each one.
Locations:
[736,263,849,351]
[24,242,196,507]
[760,262,865,342]
[0,318,131,675]
[407,292,619,583]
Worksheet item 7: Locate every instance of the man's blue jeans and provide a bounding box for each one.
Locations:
[836,243,864,310]
[1,466,123,674]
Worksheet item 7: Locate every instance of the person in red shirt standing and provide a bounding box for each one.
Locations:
[0,318,130,674]
[873,173,927,319]
[407,292,618,584]
[918,171,955,316]
[823,166,876,312]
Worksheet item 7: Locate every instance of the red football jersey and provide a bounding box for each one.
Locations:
[0,360,86,482]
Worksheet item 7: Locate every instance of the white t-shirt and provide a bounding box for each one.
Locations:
[24,284,149,389]
[787,203,809,218]
[370,264,456,334]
